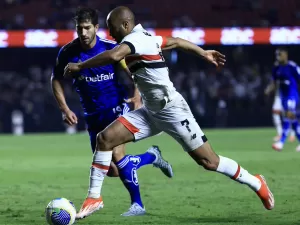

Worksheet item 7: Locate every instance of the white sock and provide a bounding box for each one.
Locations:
[216,155,261,191]
[273,113,282,136]
[88,151,113,198]
[290,130,295,137]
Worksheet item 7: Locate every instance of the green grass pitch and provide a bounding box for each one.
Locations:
[0,128,300,225]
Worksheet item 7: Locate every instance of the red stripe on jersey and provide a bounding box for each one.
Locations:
[125,54,161,65]
[117,117,140,134]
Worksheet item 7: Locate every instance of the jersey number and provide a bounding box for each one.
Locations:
[181,119,191,132]
[112,103,127,114]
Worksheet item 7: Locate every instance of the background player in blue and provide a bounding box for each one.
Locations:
[51,7,173,216]
[265,47,300,151]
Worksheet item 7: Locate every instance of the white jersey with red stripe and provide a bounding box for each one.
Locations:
[117,24,207,152]
[121,24,177,112]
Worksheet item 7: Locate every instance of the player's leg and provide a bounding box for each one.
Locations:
[110,143,172,215]
[77,108,165,219]
[111,144,145,214]
[120,104,166,170]
[87,129,144,215]
[156,94,274,210]
[77,121,135,219]
[289,128,296,142]
[188,142,274,210]
[89,129,163,177]
[288,111,300,149]
[281,100,300,151]
[273,99,298,151]
[272,96,283,141]
[89,129,120,177]
[272,111,282,141]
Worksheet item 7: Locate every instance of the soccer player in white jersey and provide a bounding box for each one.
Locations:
[64,6,274,220]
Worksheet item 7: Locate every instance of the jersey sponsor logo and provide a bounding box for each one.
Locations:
[84,73,114,82]
[131,168,139,186]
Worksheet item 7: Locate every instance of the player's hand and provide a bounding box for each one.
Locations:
[264,82,275,96]
[62,109,78,126]
[124,96,142,110]
[264,88,270,96]
[64,63,82,78]
[204,50,226,67]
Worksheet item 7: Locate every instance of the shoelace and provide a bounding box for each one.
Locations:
[154,158,169,169]
[129,204,143,213]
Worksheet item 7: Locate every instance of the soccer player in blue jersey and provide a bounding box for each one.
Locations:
[265,47,300,151]
[51,7,173,216]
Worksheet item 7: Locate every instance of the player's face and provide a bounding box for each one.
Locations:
[76,21,98,46]
[106,19,127,43]
[275,50,288,64]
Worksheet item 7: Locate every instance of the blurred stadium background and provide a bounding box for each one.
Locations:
[1,1,300,225]
[2,0,300,134]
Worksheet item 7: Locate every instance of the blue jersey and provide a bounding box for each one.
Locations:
[272,61,300,111]
[53,36,130,130]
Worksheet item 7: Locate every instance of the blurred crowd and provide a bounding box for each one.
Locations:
[1,0,300,29]
[0,45,289,133]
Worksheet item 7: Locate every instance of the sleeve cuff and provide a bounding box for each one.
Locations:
[123,41,136,54]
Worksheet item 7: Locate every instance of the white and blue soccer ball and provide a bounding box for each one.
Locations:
[45,198,76,225]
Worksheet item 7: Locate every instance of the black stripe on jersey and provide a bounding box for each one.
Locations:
[201,135,208,143]
[123,41,136,54]
[129,61,167,73]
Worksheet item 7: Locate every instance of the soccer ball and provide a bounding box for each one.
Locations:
[45,198,76,225]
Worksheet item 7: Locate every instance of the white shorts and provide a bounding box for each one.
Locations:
[272,95,282,111]
[117,93,207,152]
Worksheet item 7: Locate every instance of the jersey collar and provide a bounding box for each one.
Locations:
[83,36,100,54]
[132,23,144,33]
[120,24,144,43]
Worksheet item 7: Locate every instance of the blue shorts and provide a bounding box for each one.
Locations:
[87,103,130,152]
[282,98,299,113]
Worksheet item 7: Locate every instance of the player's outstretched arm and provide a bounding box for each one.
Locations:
[162,37,226,67]
[64,44,131,76]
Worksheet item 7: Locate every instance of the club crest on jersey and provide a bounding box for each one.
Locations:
[84,73,114,82]
[77,75,85,81]
[129,156,141,166]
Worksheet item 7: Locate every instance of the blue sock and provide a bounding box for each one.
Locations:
[291,119,300,141]
[117,156,143,207]
[129,153,156,170]
[280,118,290,143]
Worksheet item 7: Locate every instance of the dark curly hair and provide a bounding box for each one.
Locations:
[74,7,98,25]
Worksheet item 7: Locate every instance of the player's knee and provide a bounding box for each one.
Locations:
[286,111,296,119]
[272,110,281,115]
[96,131,112,150]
